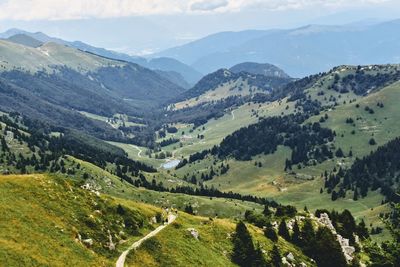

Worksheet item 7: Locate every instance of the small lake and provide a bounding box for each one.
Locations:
[162,159,181,169]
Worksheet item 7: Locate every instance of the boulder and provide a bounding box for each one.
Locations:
[187,228,199,240]
[82,238,93,246]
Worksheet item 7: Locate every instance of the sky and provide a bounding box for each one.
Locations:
[0,0,399,55]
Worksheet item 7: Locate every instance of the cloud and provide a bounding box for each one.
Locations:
[0,0,393,21]
[190,0,228,11]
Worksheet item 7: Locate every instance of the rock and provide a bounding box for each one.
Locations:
[82,238,93,246]
[317,213,336,233]
[187,228,199,240]
[107,231,115,251]
[318,213,356,263]
[286,252,295,262]
[300,262,307,267]
[281,257,294,267]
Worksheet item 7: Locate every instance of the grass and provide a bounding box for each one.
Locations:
[0,40,124,74]
[80,111,145,129]
[173,77,255,110]
[65,156,264,219]
[0,173,315,267]
[126,212,315,267]
[0,173,160,266]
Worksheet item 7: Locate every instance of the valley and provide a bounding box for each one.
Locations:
[0,20,399,267]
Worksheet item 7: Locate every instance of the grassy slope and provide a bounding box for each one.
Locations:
[0,40,124,73]
[126,212,314,267]
[0,173,313,267]
[173,77,255,110]
[0,174,160,266]
[66,156,264,219]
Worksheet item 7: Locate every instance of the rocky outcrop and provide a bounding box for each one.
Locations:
[317,213,356,263]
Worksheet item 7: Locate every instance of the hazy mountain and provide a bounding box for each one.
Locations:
[6,34,43,48]
[154,30,272,65]
[0,28,202,85]
[229,62,291,78]
[147,57,203,85]
[155,70,191,89]
[154,19,400,77]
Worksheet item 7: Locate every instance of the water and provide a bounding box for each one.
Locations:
[162,159,181,169]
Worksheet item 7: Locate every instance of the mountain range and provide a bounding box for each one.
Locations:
[154,19,400,77]
[0,29,202,86]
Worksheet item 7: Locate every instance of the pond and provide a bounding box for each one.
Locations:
[162,159,181,169]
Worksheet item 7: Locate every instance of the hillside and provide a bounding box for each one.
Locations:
[171,68,292,109]
[0,39,185,143]
[230,62,291,78]
[155,20,400,77]
[121,64,400,247]
[0,173,159,266]
[0,173,321,267]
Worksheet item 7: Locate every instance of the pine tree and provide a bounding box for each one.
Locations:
[263,205,272,217]
[264,223,278,242]
[356,219,369,240]
[278,219,290,241]
[353,188,359,201]
[232,221,255,267]
[270,245,281,267]
[300,219,316,258]
[253,245,267,267]
[184,205,194,214]
[292,220,301,245]
[314,227,347,267]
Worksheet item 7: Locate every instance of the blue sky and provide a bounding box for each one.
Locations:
[0,0,399,55]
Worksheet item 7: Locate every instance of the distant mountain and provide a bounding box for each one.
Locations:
[154,19,400,77]
[155,30,272,65]
[0,28,202,85]
[229,62,290,78]
[6,34,43,48]
[147,57,202,86]
[155,70,191,89]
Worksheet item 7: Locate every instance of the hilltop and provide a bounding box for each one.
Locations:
[229,62,291,79]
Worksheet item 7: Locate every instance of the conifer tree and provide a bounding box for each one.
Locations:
[314,227,347,267]
[271,245,281,267]
[278,219,290,241]
[292,220,301,245]
[232,221,255,267]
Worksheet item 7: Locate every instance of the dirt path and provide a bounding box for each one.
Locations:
[231,110,236,121]
[116,214,177,267]
[131,145,143,158]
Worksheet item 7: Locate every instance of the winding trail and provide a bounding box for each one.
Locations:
[116,214,177,267]
[131,145,143,158]
[231,110,236,121]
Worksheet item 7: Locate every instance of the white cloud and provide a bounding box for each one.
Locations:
[0,0,392,20]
